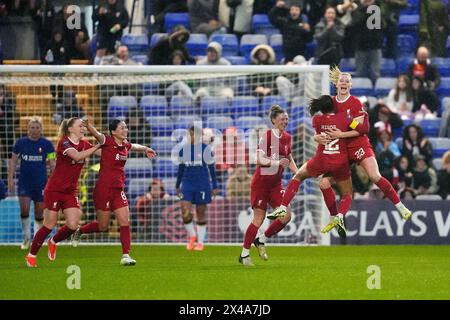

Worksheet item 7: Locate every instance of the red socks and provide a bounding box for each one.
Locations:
[376,177,400,205]
[243,223,259,250]
[52,225,76,243]
[120,225,131,255]
[338,194,352,216]
[80,221,100,234]
[265,219,286,238]
[30,226,52,255]
[321,187,338,216]
[281,179,301,207]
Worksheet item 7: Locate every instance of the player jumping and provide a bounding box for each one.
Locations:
[71,119,156,266]
[239,105,298,266]
[25,118,101,267]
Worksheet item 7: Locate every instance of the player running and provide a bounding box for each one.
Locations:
[72,119,156,266]
[25,118,101,267]
[267,95,355,236]
[270,67,412,230]
[8,117,56,250]
[176,126,219,251]
[239,105,298,266]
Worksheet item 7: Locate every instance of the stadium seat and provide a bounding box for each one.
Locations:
[398,14,419,34]
[240,34,268,58]
[262,95,288,111]
[147,116,174,136]
[162,177,178,195]
[206,116,234,131]
[152,136,177,156]
[140,95,168,117]
[200,96,231,115]
[186,33,208,56]
[170,96,195,116]
[90,34,97,57]
[420,118,441,137]
[350,78,373,96]
[251,14,279,37]
[304,41,317,60]
[380,59,397,77]
[127,178,152,198]
[447,35,450,56]
[442,97,450,113]
[236,116,264,131]
[209,34,239,56]
[397,34,417,57]
[153,157,178,177]
[429,137,450,158]
[131,55,149,65]
[107,96,137,120]
[174,115,202,129]
[226,56,248,65]
[431,58,450,77]
[415,194,442,200]
[150,33,167,48]
[340,58,355,73]
[121,34,149,53]
[269,34,283,62]
[235,76,251,96]
[231,96,259,117]
[433,158,443,171]
[163,13,190,32]
[374,77,397,97]
[436,77,450,96]
[125,158,153,179]
[396,56,414,74]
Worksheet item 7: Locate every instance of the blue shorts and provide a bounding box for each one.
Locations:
[180,187,212,205]
[18,180,45,202]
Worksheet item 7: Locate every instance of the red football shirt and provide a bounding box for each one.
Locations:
[45,137,92,194]
[253,129,292,184]
[312,112,350,166]
[332,95,371,149]
[97,136,132,188]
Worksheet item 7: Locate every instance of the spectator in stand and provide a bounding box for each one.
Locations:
[411,76,438,118]
[188,0,224,36]
[164,50,194,98]
[197,41,231,65]
[419,0,450,57]
[101,45,138,65]
[219,0,254,37]
[313,6,344,67]
[380,0,407,59]
[152,0,188,33]
[402,124,433,168]
[385,75,413,119]
[276,54,308,102]
[375,129,400,184]
[250,44,277,97]
[253,0,276,13]
[44,29,69,64]
[437,151,450,199]
[394,155,413,190]
[327,0,359,58]
[53,91,85,124]
[226,164,252,198]
[92,0,129,63]
[411,154,438,196]
[269,0,312,62]
[376,129,401,159]
[399,186,416,199]
[125,106,152,152]
[32,0,55,62]
[149,25,194,65]
[303,0,328,28]
[407,46,441,92]
[351,0,384,85]
[368,103,403,147]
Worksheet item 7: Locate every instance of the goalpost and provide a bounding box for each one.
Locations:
[0,65,330,245]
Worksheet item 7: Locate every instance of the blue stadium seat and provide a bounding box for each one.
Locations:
[174,115,202,129]
[442,97,450,113]
[251,14,279,37]
[205,116,234,131]
[400,0,419,14]
[396,56,414,74]
[132,55,149,65]
[269,34,283,62]
[140,95,168,117]
[433,158,443,171]
[447,35,450,56]
[240,34,268,58]
[150,33,167,48]
[262,95,288,111]
[153,157,178,177]
[374,77,397,97]
[226,56,248,65]
[186,33,208,56]
[419,119,441,137]
[121,34,149,54]
[147,116,174,136]
[170,96,195,116]
[236,116,264,131]
[235,76,251,96]
[350,78,373,96]
[380,59,397,77]
[107,96,137,120]
[163,13,189,32]
[127,178,152,198]
[340,58,355,73]
[162,177,178,195]
[291,96,306,118]
[436,77,450,96]
[432,58,450,77]
[152,136,177,156]
[142,82,159,95]
[304,41,317,60]
[231,96,259,117]
[90,34,97,57]
[397,34,416,57]
[429,137,450,158]
[200,96,231,115]
[398,14,419,34]
[125,158,152,179]
[210,34,239,56]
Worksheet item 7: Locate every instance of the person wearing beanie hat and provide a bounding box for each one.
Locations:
[196,41,231,65]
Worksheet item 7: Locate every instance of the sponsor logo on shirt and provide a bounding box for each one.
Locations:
[21,154,43,162]
[115,154,128,161]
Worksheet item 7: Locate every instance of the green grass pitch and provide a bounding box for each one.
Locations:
[1,245,450,300]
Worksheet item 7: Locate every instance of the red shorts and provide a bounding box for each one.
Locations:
[250,182,284,211]
[44,190,80,211]
[94,186,128,211]
[306,157,351,182]
[347,145,375,164]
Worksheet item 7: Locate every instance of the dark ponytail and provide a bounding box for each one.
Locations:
[269,105,285,124]
[109,119,124,135]
[309,95,334,116]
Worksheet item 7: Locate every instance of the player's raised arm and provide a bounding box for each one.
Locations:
[65,145,102,162]
[130,143,157,159]
[83,119,106,145]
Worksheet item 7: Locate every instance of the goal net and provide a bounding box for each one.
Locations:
[0,65,330,245]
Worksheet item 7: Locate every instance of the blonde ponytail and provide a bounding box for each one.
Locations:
[57,117,78,144]
[330,65,352,87]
